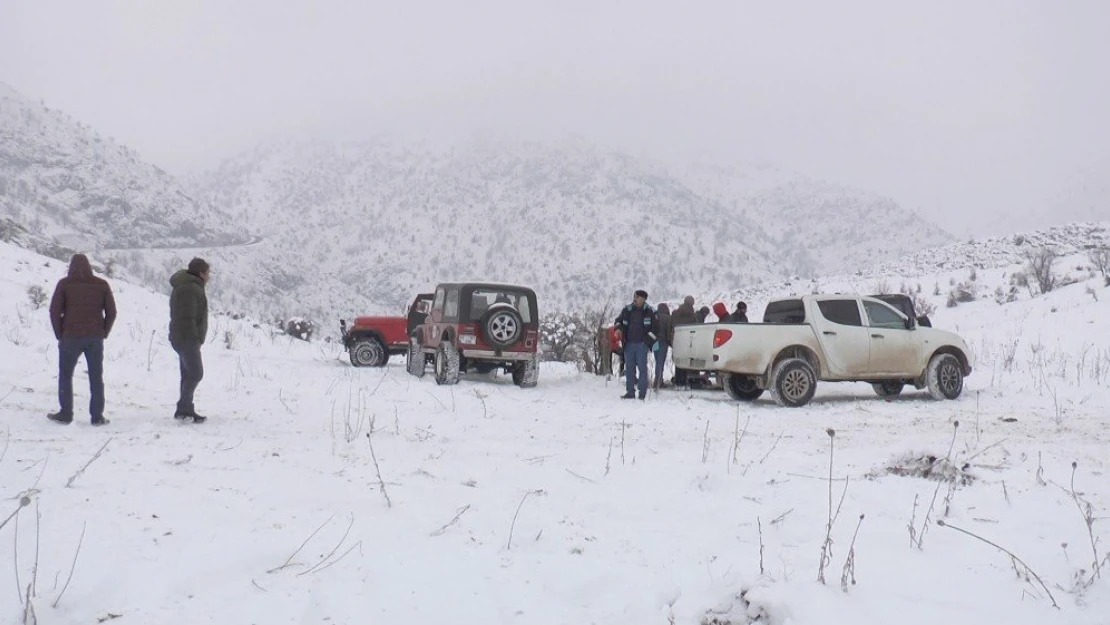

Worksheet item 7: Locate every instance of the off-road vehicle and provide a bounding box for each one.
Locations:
[407,282,540,387]
[341,293,433,367]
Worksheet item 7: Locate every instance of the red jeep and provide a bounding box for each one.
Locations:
[341,293,434,367]
[407,282,540,387]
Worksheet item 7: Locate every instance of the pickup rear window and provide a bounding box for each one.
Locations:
[764,299,805,324]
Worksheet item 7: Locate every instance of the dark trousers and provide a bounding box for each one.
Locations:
[624,342,649,396]
[172,340,204,411]
[58,337,104,419]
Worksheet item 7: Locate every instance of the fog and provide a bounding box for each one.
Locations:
[3,0,1108,235]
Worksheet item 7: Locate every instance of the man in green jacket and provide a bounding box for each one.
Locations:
[169,258,210,423]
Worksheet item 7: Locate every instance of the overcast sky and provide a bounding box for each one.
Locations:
[2,0,1108,235]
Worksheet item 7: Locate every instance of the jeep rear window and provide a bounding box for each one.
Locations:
[817,299,863,326]
[471,289,532,323]
[763,299,805,324]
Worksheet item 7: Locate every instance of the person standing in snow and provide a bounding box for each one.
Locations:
[615,289,657,400]
[728,301,749,323]
[607,322,624,376]
[696,306,710,323]
[47,253,117,426]
[169,258,210,423]
[652,302,671,390]
[668,295,698,387]
[712,301,730,323]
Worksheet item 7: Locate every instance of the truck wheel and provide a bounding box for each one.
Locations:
[350,338,387,367]
[512,355,539,388]
[724,373,764,401]
[770,358,817,407]
[872,382,905,398]
[926,353,963,400]
[407,336,426,378]
[434,342,461,386]
[481,306,523,349]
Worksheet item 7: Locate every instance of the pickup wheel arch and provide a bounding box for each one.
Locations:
[925,346,971,377]
[769,345,821,380]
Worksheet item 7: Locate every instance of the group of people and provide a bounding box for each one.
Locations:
[608,290,748,399]
[45,254,213,426]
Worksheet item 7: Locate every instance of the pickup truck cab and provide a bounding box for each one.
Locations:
[671,294,972,407]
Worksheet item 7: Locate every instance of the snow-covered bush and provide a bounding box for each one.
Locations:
[284,317,315,341]
[26,284,47,309]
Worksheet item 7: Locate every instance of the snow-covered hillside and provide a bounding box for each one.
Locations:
[183,136,956,320]
[676,163,954,275]
[2,229,1108,624]
[0,82,247,250]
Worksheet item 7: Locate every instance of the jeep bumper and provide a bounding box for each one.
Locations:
[462,349,535,362]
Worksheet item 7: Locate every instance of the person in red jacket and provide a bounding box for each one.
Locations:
[47,254,117,426]
[712,301,730,322]
[607,323,624,376]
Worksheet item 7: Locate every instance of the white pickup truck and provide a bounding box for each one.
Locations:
[671,294,972,407]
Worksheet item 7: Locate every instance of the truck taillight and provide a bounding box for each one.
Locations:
[713,329,733,349]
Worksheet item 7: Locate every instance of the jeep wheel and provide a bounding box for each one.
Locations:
[512,355,539,388]
[435,342,461,386]
[350,339,387,367]
[723,373,764,402]
[481,306,524,349]
[407,336,426,378]
[769,358,817,407]
[872,382,905,398]
[926,353,963,400]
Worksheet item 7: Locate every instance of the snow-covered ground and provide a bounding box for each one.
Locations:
[1,239,1108,625]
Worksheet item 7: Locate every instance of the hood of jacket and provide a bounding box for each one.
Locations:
[170,269,205,289]
[67,254,94,279]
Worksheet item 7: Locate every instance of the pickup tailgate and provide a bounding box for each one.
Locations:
[672,323,822,376]
[671,324,721,371]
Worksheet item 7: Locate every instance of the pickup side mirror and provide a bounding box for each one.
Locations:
[904,317,914,330]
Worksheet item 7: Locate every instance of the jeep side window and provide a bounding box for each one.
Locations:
[816,299,863,326]
[863,300,906,330]
[433,288,445,312]
[444,289,460,320]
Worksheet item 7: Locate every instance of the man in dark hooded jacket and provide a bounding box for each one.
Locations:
[47,254,116,425]
[728,301,749,323]
[668,296,698,387]
[169,258,210,422]
[652,303,671,390]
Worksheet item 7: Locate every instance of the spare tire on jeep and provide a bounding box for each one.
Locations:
[480,304,523,349]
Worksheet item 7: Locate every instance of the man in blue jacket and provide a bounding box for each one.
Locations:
[615,289,657,400]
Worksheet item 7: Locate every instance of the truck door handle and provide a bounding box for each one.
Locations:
[823,331,837,336]
[871,333,884,339]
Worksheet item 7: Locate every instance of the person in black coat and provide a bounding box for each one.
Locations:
[728,301,749,323]
[615,289,658,400]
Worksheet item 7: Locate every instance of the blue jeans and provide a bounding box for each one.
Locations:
[625,342,649,396]
[58,337,104,419]
[654,343,669,387]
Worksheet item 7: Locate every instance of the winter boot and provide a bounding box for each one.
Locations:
[620,392,635,399]
[174,406,207,423]
[48,411,73,424]
[91,417,110,426]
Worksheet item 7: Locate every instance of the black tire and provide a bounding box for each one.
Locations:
[926,353,963,400]
[872,382,905,398]
[350,338,387,367]
[769,358,817,407]
[723,373,764,401]
[407,336,426,378]
[512,355,539,388]
[434,342,461,386]
[481,306,524,349]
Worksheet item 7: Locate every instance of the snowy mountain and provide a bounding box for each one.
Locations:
[675,162,955,275]
[189,137,954,321]
[0,82,247,251]
[2,233,1108,624]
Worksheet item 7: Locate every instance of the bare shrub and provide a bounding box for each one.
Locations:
[873,279,892,295]
[26,285,47,310]
[1024,247,1058,294]
[284,317,315,341]
[1089,247,1110,277]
